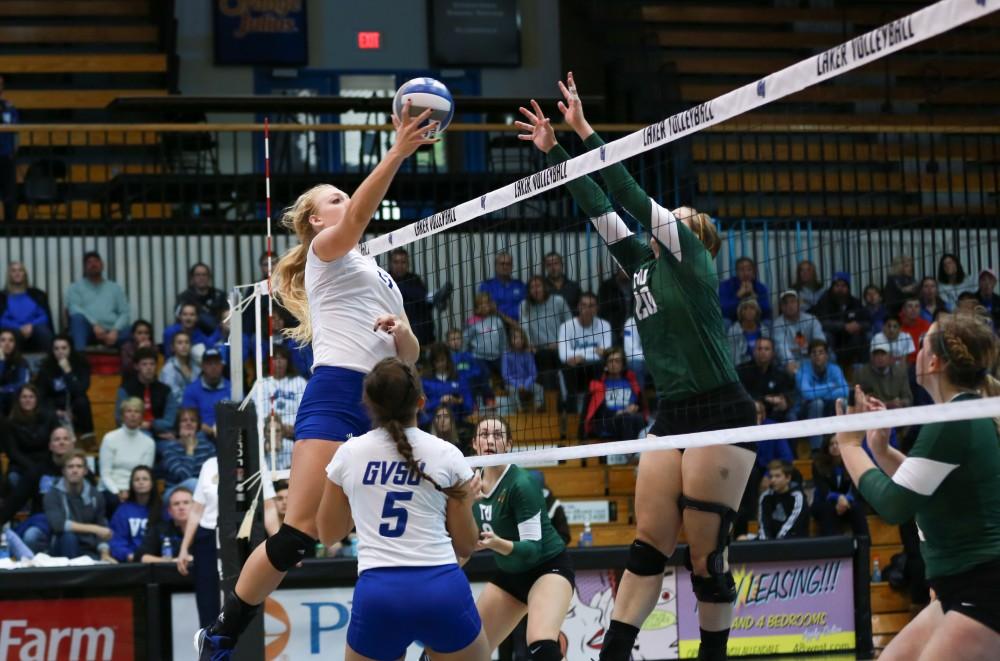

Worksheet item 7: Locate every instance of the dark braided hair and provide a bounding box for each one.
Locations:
[363,357,465,497]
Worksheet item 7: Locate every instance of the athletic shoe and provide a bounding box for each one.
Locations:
[194,627,235,661]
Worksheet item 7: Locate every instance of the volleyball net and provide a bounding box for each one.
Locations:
[233,0,1000,481]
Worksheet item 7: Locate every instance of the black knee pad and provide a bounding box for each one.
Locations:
[264,523,315,571]
[626,539,667,576]
[528,639,562,661]
[691,571,737,604]
[679,496,737,576]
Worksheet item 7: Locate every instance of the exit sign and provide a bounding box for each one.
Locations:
[357,31,381,49]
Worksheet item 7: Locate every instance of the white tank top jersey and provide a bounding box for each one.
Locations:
[326,427,474,574]
[193,457,277,530]
[306,245,405,373]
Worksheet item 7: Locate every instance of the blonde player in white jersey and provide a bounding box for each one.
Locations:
[318,357,489,661]
[198,103,438,659]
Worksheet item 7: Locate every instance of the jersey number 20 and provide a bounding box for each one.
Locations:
[379,491,412,537]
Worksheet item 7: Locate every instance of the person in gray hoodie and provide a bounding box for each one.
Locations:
[41,449,114,560]
[772,290,826,375]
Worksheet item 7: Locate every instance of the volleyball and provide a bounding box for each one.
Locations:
[392,77,454,136]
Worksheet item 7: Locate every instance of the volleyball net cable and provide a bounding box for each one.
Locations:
[240,0,1000,478]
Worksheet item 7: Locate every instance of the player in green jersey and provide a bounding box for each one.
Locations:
[837,312,1000,659]
[516,73,758,661]
[469,416,574,661]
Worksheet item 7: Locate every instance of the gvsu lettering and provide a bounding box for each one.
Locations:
[413,208,457,237]
[0,620,115,661]
[513,162,568,199]
[362,460,425,486]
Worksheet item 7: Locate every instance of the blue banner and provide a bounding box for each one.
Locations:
[214,0,308,66]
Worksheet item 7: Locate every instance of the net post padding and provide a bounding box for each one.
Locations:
[215,400,266,661]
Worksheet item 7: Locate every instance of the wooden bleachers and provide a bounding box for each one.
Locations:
[0,53,167,74]
[7,89,168,110]
[0,1,150,18]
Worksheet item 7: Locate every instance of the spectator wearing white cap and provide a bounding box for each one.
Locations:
[854,342,912,409]
[772,289,826,375]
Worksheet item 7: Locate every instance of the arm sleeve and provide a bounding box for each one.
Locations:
[181,384,197,410]
[777,492,807,539]
[65,283,88,319]
[507,477,547,566]
[44,490,68,533]
[99,437,120,493]
[154,392,178,435]
[757,492,769,540]
[558,323,571,363]
[719,281,740,322]
[113,284,131,331]
[756,283,773,320]
[832,366,850,400]
[108,510,131,561]
[581,133,655,233]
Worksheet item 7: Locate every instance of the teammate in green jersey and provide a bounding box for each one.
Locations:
[836,313,1000,660]
[469,416,574,661]
[516,73,757,661]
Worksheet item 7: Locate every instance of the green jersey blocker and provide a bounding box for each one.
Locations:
[473,464,566,574]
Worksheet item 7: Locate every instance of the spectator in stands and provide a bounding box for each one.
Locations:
[811,436,869,537]
[35,334,94,437]
[559,292,613,413]
[583,347,646,441]
[972,267,1000,330]
[66,251,132,351]
[272,481,288,525]
[597,266,633,343]
[420,342,473,427]
[40,450,114,561]
[0,75,18,223]
[388,247,434,346]
[501,327,544,412]
[159,330,201,400]
[3,383,58,493]
[157,407,215,492]
[883,254,918,317]
[862,284,888,335]
[726,298,771,367]
[446,327,490,404]
[791,259,825,311]
[429,404,462,451]
[464,292,507,375]
[751,400,795,470]
[1,261,54,352]
[479,250,526,322]
[811,271,871,370]
[176,263,227,336]
[855,342,913,409]
[163,302,212,358]
[119,319,155,379]
[755,460,809,540]
[918,277,947,323]
[100,397,155,514]
[898,296,931,365]
[261,345,307,438]
[622,315,645,389]
[936,253,972,310]
[521,274,571,389]
[116,347,177,440]
[954,291,983,316]
[772,290,825,374]
[181,348,229,438]
[109,465,160,562]
[138,485,192,563]
[796,339,849,451]
[720,256,772,323]
[871,316,915,365]
[262,416,294,472]
[543,251,581,313]
[268,310,309,377]
[243,252,297,334]
[211,301,252,370]
[737,337,795,423]
[0,328,30,415]
[1,425,74,529]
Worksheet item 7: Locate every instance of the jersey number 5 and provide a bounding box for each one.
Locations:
[378,491,412,538]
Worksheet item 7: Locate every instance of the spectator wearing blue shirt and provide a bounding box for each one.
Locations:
[811,435,869,537]
[862,285,888,335]
[163,302,213,358]
[181,348,230,437]
[157,407,216,492]
[479,250,526,322]
[726,298,771,367]
[419,343,473,427]
[0,76,18,223]
[1,261,54,352]
[446,327,491,405]
[719,256,772,323]
[500,327,544,412]
[65,252,132,351]
[796,339,849,451]
[109,465,160,562]
[0,329,30,416]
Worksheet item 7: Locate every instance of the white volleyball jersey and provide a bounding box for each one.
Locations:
[306,246,405,373]
[326,427,474,574]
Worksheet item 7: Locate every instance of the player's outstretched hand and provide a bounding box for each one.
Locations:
[557,71,589,137]
[373,314,410,337]
[390,99,440,159]
[515,98,557,154]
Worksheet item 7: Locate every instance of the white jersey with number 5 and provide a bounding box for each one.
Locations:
[306,246,404,373]
[327,426,473,574]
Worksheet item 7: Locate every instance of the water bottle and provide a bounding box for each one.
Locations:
[579,520,593,548]
[348,533,358,557]
[315,542,327,559]
[871,556,882,582]
[161,536,173,560]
